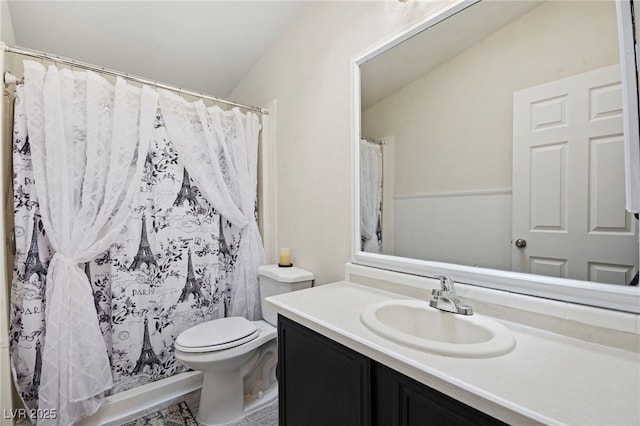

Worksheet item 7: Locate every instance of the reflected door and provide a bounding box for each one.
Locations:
[512,65,638,284]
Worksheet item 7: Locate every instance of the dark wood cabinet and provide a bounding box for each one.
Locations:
[277,315,371,426]
[373,362,505,426]
[278,315,506,426]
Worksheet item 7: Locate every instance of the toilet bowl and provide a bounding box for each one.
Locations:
[174,265,313,426]
[175,318,278,425]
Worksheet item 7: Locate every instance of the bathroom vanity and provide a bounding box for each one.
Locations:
[278,315,503,425]
[299,0,640,423]
[266,274,640,425]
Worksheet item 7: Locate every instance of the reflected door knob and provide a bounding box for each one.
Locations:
[514,238,527,248]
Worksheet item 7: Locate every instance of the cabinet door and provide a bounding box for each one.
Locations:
[373,364,506,426]
[278,316,371,426]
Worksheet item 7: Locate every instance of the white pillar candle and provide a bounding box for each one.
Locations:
[279,247,291,266]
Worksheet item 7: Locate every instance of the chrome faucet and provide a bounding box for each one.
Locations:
[429,276,473,315]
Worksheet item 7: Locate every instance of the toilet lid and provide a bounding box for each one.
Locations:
[175,317,259,353]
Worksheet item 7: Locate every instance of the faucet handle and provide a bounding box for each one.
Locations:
[436,275,456,292]
[457,304,473,315]
[430,275,473,316]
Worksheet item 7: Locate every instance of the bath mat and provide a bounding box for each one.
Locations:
[122,401,197,426]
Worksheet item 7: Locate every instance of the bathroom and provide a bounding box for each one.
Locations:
[1,0,639,425]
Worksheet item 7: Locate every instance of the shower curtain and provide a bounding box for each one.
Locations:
[360,139,383,253]
[10,61,265,424]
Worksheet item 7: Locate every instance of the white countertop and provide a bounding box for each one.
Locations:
[266,281,640,426]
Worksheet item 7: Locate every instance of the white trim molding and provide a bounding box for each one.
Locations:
[258,99,278,264]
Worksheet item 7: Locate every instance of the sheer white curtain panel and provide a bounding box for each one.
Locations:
[158,91,265,320]
[360,139,383,253]
[22,60,159,425]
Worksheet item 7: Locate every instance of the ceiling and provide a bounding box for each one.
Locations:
[7,1,307,98]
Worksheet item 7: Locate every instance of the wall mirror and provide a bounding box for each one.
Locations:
[352,0,640,313]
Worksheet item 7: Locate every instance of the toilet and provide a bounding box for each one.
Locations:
[174,264,314,426]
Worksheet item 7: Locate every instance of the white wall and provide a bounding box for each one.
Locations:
[230,0,453,285]
[394,191,512,270]
[363,0,619,197]
[1,2,16,45]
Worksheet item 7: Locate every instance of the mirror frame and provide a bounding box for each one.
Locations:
[351,0,640,314]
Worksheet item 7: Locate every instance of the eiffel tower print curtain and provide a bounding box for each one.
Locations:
[158,90,265,321]
[9,61,265,425]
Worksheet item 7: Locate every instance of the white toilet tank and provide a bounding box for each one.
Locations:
[258,264,314,325]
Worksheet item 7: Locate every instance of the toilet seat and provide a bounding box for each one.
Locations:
[175,317,259,353]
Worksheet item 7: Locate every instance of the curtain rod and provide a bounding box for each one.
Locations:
[2,44,268,115]
[361,136,385,145]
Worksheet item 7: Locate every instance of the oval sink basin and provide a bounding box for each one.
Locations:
[360,299,515,358]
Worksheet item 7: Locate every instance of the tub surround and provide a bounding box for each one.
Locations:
[77,372,203,426]
[266,269,640,425]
